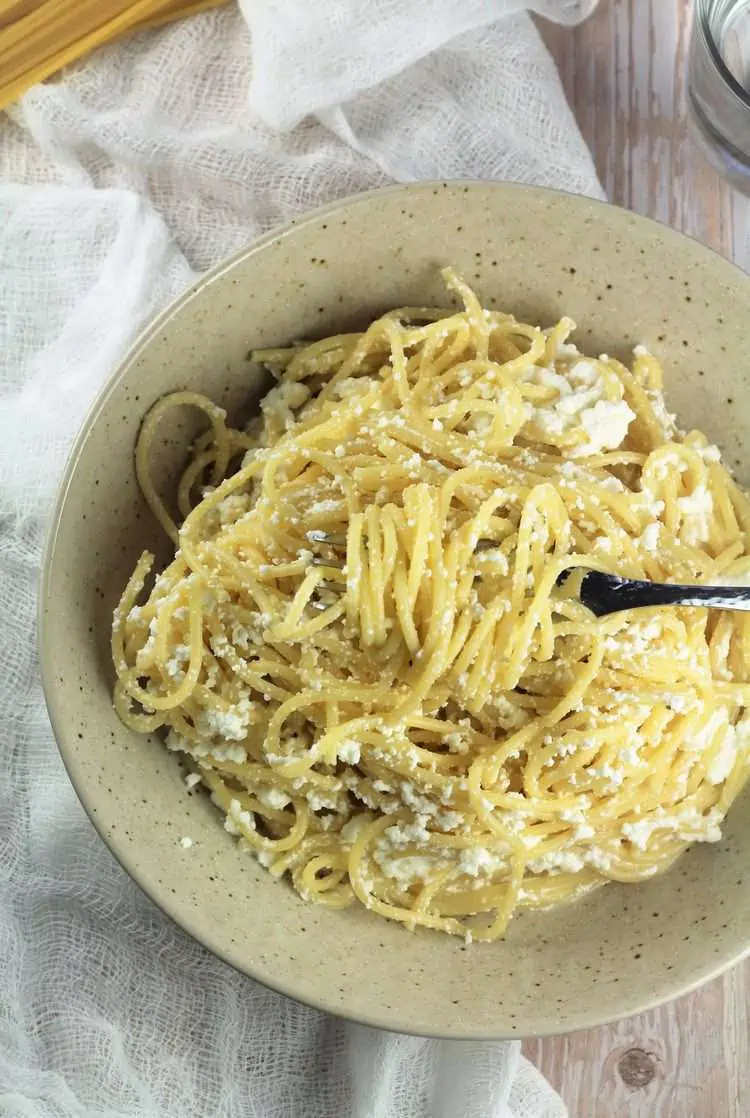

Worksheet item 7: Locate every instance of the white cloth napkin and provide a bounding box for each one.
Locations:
[0,3,603,1115]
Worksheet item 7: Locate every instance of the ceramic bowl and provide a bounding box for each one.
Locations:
[40,182,750,1038]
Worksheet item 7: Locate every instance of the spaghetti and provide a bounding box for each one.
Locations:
[112,268,750,942]
[0,0,228,111]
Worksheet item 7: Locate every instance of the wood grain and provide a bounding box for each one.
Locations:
[525,3,750,1115]
[542,0,749,271]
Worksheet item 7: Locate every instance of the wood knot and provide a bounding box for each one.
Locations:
[617,1047,658,1089]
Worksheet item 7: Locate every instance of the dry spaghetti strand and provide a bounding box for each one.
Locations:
[0,0,228,110]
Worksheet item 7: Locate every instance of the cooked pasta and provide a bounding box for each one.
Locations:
[112,267,750,942]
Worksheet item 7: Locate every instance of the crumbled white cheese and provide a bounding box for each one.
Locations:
[337,739,361,765]
[400,782,441,817]
[305,788,343,812]
[445,731,469,753]
[528,850,585,874]
[620,817,661,850]
[383,818,431,847]
[599,474,626,493]
[677,807,724,843]
[224,798,255,836]
[341,815,369,844]
[665,692,695,714]
[487,695,529,731]
[587,763,625,787]
[255,786,291,810]
[308,499,342,515]
[574,400,635,456]
[623,806,726,850]
[375,853,437,886]
[196,704,251,743]
[559,808,585,825]
[523,359,635,455]
[209,744,248,764]
[458,847,503,876]
[604,619,662,658]
[619,742,643,767]
[585,847,614,872]
[639,522,661,552]
[261,379,310,418]
[677,485,713,545]
[179,836,194,849]
[166,729,191,753]
[646,390,678,436]
[433,810,464,832]
[184,772,201,790]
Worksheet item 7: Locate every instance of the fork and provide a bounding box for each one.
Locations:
[304,530,750,618]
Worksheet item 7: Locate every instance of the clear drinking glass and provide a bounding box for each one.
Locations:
[687,0,750,194]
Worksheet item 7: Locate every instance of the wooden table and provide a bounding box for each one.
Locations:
[522,4,750,1115]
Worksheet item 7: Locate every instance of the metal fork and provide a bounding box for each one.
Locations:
[560,570,750,618]
[304,531,750,619]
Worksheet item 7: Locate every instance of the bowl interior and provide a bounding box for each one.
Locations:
[41,182,750,1038]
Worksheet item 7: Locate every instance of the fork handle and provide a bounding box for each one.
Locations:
[577,571,750,618]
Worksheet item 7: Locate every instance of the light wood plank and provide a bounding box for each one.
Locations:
[542,0,749,271]
[528,2,750,1114]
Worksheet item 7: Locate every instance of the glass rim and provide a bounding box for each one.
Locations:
[696,0,750,109]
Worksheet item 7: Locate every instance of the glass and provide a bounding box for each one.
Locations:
[687,0,750,194]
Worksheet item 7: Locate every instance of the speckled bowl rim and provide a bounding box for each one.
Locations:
[39,181,750,1039]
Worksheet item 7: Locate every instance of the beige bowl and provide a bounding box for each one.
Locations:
[40,182,750,1038]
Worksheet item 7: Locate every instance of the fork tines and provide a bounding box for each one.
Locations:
[307,530,347,547]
